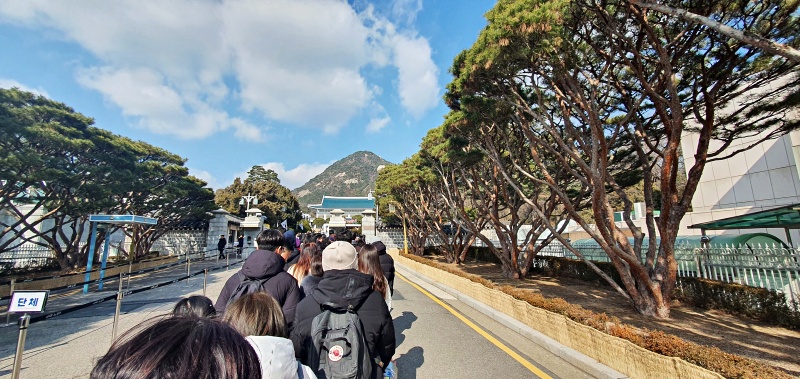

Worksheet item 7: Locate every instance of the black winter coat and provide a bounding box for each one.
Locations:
[299,275,322,299]
[291,269,395,377]
[373,242,395,294]
[214,249,301,324]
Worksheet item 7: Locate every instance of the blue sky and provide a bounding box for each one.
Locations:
[0,1,491,190]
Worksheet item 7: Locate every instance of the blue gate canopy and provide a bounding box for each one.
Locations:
[88,214,158,225]
[688,203,800,231]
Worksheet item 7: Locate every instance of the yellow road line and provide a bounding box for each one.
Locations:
[397,273,554,379]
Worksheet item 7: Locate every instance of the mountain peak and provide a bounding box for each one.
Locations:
[292,151,392,207]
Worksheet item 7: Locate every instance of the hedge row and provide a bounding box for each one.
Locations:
[402,252,793,379]
[675,277,800,329]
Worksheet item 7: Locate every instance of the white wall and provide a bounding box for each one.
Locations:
[678,130,800,244]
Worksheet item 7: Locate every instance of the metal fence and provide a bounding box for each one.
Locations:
[0,245,56,268]
[534,242,800,304]
[1,228,210,271]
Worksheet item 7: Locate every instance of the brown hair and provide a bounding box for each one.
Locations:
[90,316,260,379]
[223,292,288,338]
[309,245,324,277]
[357,244,387,299]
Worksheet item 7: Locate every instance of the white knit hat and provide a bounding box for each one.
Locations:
[322,241,358,271]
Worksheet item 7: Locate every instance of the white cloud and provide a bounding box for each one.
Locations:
[224,0,374,132]
[76,66,263,140]
[0,78,49,97]
[392,33,440,118]
[258,162,331,190]
[188,167,221,190]
[230,162,330,190]
[391,0,423,26]
[366,116,391,133]
[0,0,440,137]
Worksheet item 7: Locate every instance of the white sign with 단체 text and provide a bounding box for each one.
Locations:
[9,290,49,313]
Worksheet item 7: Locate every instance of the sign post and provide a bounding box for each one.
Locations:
[11,314,29,379]
[112,273,123,340]
[9,290,48,379]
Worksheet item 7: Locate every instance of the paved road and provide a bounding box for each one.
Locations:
[391,267,595,379]
[0,259,239,379]
[0,258,601,378]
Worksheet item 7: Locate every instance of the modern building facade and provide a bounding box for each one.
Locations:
[678,130,800,244]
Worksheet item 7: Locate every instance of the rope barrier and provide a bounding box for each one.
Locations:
[22,258,245,324]
[0,255,177,286]
[1,255,240,302]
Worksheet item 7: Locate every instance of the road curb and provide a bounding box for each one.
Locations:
[397,263,628,379]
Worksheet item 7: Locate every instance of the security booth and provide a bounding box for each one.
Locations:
[83,214,158,293]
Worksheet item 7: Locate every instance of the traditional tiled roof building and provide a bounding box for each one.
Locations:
[308,191,375,220]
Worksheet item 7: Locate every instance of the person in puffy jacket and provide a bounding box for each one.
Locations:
[224,292,317,379]
[371,241,395,295]
[215,229,301,326]
[291,241,395,378]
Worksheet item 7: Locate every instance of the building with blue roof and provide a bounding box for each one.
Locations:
[309,191,376,219]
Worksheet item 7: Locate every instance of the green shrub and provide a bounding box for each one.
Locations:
[675,277,800,329]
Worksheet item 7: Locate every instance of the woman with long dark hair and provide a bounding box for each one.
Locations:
[357,243,391,311]
[171,295,216,318]
[91,316,261,379]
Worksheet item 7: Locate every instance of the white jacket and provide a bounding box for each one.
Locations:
[383,276,392,311]
[246,335,317,379]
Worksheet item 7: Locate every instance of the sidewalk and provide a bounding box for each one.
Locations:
[0,260,242,379]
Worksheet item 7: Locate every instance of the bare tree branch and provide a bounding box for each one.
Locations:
[630,0,800,63]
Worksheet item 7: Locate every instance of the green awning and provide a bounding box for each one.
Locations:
[688,203,800,230]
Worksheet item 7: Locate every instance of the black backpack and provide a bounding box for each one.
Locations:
[226,272,274,307]
[309,302,375,379]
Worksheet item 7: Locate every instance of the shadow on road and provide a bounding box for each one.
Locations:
[396,346,424,379]
[393,311,417,347]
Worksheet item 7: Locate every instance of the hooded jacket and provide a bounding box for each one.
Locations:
[246,335,317,379]
[372,241,395,294]
[290,269,395,378]
[214,249,301,324]
[299,274,322,299]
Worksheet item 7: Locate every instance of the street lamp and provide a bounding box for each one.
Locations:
[239,194,258,210]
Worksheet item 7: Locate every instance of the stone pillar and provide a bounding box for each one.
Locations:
[328,209,346,229]
[207,209,232,251]
[240,208,265,258]
[361,209,376,242]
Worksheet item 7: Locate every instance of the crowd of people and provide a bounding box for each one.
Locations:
[90,228,397,379]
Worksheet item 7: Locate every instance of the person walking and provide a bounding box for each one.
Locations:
[224,292,317,379]
[291,241,395,378]
[358,244,391,311]
[215,229,301,327]
[371,241,395,295]
[217,235,227,259]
